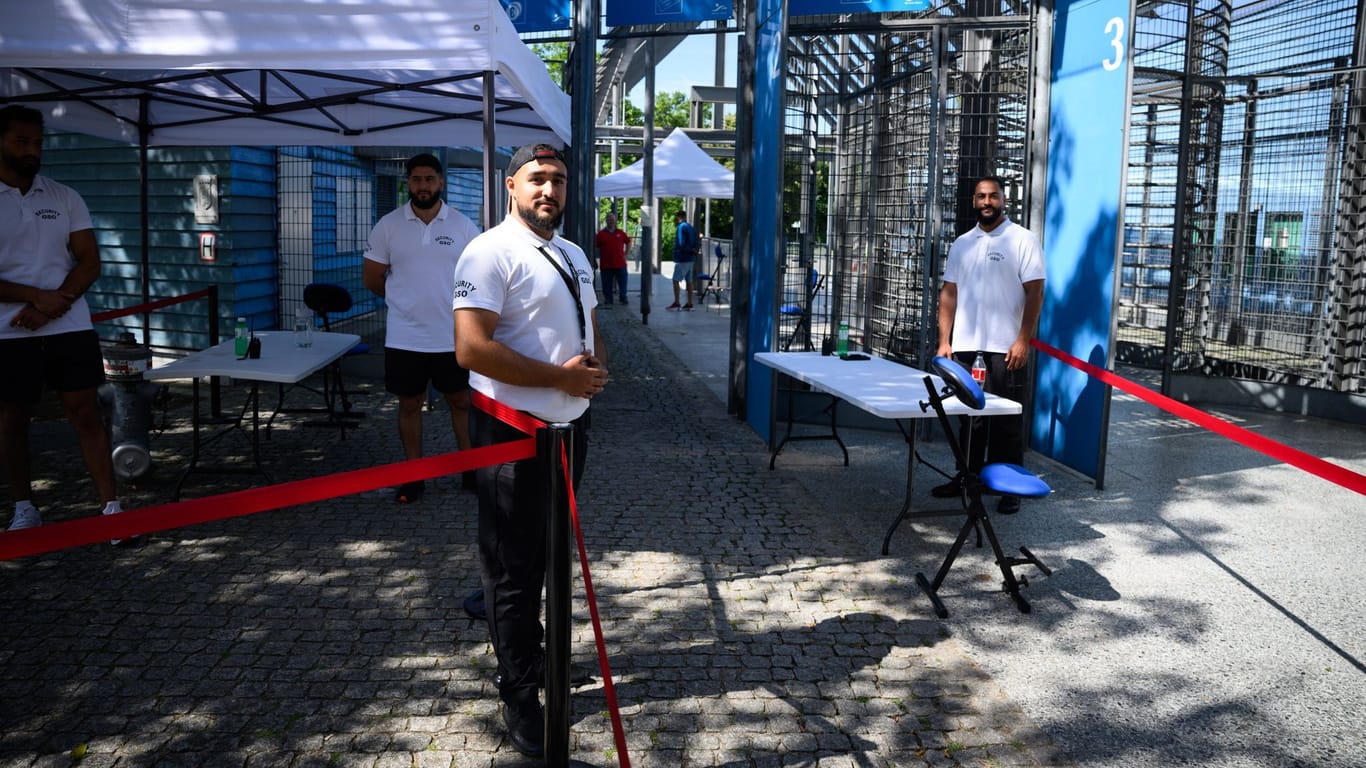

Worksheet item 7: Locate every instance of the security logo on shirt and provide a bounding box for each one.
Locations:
[435,235,457,248]
[453,280,476,300]
[35,208,62,221]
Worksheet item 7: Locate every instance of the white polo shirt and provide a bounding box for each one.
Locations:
[452,218,598,423]
[363,200,480,352]
[942,217,1046,354]
[0,175,95,339]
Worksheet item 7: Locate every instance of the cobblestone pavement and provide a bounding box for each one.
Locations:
[0,306,1073,768]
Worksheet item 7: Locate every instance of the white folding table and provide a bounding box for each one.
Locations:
[146,331,362,498]
[754,351,1022,553]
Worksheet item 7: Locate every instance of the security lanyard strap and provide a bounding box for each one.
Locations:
[537,244,589,354]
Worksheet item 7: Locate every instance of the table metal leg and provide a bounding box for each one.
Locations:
[769,376,849,469]
[172,378,274,500]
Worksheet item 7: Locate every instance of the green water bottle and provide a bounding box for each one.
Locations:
[234,317,249,357]
[837,321,849,356]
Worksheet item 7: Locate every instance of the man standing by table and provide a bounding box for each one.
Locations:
[934,175,1045,514]
[453,143,606,758]
[0,105,126,534]
[363,153,481,503]
[594,211,630,306]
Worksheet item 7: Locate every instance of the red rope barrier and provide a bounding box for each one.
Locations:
[0,440,534,561]
[1031,338,1366,496]
[91,288,214,324]
[470,390,633,768]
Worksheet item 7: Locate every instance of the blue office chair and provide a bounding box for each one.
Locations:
[780,267,823,351]
[696,244,726,306]
[914,355,1051,617]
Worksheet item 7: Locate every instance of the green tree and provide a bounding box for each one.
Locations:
[600,92,732,257]
[530,42,570,88]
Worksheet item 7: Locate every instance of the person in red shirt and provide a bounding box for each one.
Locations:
[594,211,631,306]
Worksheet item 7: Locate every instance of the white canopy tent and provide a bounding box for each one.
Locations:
[595,129,734,199]
[0,0,570,149]
[0,0,570,327]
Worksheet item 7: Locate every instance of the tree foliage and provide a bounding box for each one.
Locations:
[599,92,733,258]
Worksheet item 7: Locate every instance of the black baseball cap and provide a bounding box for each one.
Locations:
[508,143,568,175]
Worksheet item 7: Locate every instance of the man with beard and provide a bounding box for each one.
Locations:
[363,153,481,503]
[933,176,1046,514]
[453,143,606,758]
[0,105,127,533]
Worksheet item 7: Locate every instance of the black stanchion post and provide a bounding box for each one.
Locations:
[541,423,573,766]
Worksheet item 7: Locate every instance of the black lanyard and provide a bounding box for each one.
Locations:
[536,243,589,354]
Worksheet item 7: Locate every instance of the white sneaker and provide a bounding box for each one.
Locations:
[102,500,128,545]
[8,503,41,531]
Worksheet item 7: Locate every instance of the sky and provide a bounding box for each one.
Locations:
[624,33,737,110]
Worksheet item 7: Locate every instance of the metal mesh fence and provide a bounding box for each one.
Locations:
[779,0,1363,412]
[275,148,491,350]
[782,17,1035,367]
[1122,0,1365,396]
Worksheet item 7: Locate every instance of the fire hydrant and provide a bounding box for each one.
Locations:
[98,332,163,480]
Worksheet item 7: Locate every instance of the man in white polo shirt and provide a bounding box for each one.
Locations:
[934,175,1046,514]
[0,104,126,534]
[363,153,481,504]
[453,143,607,758]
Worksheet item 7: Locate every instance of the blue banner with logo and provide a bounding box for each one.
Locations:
[790,0,930,15]
[499,0,571,33]
[606,0,734,27]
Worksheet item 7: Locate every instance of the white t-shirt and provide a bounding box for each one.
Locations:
[363,201,480,352]
[452,218,598,423]
[0,175,95,339]
[942,217,1046,354]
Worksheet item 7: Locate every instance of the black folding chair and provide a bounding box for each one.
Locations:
[301,282,369,425]
[915,356,1052,617]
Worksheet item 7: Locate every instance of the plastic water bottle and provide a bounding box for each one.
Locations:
[971,351,987,384]
[234,317,249,357]
[837,322,849,356]
[293,307,313,348]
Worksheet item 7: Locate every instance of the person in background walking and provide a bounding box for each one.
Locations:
[667,210,699,310]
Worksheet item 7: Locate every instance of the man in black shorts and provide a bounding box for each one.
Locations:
[0,104,126,532]
[362,153,482,503]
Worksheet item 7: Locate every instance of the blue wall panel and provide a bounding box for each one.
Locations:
[1032,0,1133,481]
[744,0,785,442]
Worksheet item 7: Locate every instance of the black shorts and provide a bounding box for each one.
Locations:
[384,347,470,397]
[0,330,106,405]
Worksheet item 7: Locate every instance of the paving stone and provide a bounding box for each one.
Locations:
[0,306,1075,768]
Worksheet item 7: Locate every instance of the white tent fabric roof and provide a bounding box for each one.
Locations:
[0,0,569,147]
[596,129,734,199]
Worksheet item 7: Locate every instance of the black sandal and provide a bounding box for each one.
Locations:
[395,480,425,504]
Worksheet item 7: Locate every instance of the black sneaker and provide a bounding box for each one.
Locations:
[997,496,1021,515]
[502,693,544,758]
[395,480,425,504]
[930,478,963,498]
